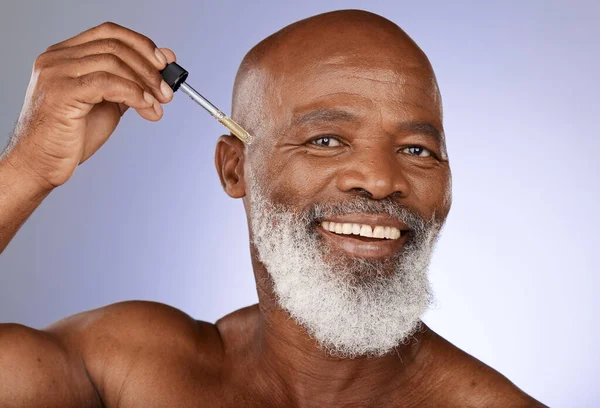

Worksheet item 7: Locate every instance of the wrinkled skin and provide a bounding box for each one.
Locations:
[0,10,545,408]
[213,10,543,407]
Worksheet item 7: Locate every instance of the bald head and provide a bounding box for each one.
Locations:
[231,10,442,147]
[215,13,452,353]
[216,8,451,224]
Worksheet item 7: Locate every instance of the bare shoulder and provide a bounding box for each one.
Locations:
[0,300,222,408]
[47,301,224,405]
[425,328,548,407]
[48,299,225,358]
[48,300,221,352]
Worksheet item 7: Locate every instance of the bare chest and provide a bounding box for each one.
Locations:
[103,364,459,408]
[99,354,276,408]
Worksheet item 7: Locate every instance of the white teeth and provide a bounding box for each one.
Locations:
[384,226,391,239]
[359,224,373,238]
[321,221,402,240]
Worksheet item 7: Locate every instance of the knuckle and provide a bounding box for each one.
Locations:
[102,37,125,53]
[98,21,120,32]
[140,36,157,52]
[99,53,122,67]
[75,73,92,89]
[81,71,109,88]
[94,71,111,84]
[143,64,162,85]
[44,43,59,52]
[33,53,51,71]
[32,51,61,78]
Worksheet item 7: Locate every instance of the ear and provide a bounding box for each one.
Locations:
[215,135,246,198]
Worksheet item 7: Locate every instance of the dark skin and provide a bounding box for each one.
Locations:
[0,10,545,408]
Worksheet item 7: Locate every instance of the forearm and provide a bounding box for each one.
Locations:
[0,150,52,254]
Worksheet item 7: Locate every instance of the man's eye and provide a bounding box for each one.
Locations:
[310,136,342,147]
[400,146,432,157]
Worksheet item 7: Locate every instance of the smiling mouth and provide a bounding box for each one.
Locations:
[316,220,410,259]
[320,220,404,241]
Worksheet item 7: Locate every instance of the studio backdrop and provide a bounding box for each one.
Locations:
[1,1,598,406]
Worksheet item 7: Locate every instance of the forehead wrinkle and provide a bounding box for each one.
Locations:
[343,75,403,86]
[321,52,424,71]
[279,65,438,113]
[281,91,373,125]
[308,62,411,88]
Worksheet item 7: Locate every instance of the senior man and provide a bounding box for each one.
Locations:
[0,10,545,407]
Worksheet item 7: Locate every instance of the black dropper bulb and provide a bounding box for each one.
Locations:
[160,62,189,92]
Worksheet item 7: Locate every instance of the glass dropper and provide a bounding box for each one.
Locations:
[160,62,252,144]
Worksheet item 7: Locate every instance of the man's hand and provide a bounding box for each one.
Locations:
[5,22,176,191]
[0,25,182,407]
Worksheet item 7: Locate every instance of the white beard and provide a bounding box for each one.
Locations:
[248,174,444,359]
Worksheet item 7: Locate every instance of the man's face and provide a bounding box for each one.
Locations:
[240,27,452,357]
[247,39,451,257]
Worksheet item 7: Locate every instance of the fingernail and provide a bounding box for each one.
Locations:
[153,100,163,117]
[143,91,155,106]
[160,80,173,100]
[154,48,168,67]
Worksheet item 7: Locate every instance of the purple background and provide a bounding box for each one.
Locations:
[1,1,598,406]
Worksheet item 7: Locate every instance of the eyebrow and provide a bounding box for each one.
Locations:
[292,108,443,143]
[293,108,358,126]
[397,121,444,144]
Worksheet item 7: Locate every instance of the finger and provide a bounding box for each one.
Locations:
[118,103,156,121]
[57,55,159,120]
[46,22,167,71]
[47,39,173,104]
[67,71,162,121]
[158,47,177,63]
[60,53,148,92]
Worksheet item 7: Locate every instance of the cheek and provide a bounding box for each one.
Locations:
[266,154,337,208]
[407,167,451,219]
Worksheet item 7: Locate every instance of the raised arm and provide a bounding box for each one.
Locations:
[0,153,51,253]
[0,22,177,406]
[0,21,176,254]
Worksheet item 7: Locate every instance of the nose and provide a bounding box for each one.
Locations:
[335,145,410,200]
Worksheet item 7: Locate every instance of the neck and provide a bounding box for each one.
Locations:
[250,253,436,407]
